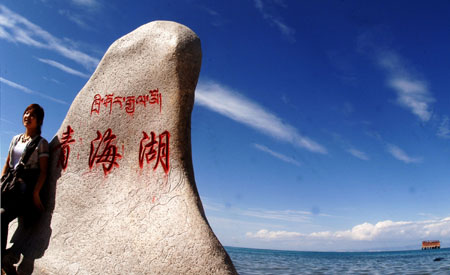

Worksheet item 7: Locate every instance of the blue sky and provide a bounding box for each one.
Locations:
[1,0,449,252]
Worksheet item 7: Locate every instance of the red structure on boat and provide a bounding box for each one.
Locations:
[422,240,440,250]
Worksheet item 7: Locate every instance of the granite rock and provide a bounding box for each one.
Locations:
[7,21,236,275]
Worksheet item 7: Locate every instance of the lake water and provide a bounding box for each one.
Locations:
[225,246,450,275]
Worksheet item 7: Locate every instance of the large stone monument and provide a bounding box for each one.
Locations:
[6,21,237,274]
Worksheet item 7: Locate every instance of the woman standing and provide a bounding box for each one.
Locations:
[1,104,49,265]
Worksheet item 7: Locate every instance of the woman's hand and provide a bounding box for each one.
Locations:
[33,191,45,212]
[33,155,48,212]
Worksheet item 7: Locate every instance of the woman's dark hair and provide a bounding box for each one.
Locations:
[23,103,45,135]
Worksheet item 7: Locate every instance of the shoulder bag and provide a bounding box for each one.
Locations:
[1,136,42,194]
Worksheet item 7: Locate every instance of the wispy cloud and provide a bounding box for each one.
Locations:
[347,148,370,161]
[71,0,100,9]
[389,78,434,121]
[202,199,315,223]
[253,0,295,42]
[42,76,62,85]
[59,0,102,29]
[364,131,422,164]
[247,217,450,242]
[377,51,434,122]
[200,6,227,27]
[58,9,90,29]
[253,143,301,167]
[0,4,99,69]
[386,144,421,164]
[195,81,327,154]
[437,116,450,139]
[241,209,312,223]
[0,77,68,105]
[418,212,440,220]
[330,132,370,161]
[37,57,90,78]
[207,216,285,231]
[247,229,304,240]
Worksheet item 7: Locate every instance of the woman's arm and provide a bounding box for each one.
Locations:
[1,155,10,177]
[33,155,48,211]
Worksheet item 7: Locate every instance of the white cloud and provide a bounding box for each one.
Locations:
[329,132,369,161]
[246,229,304,240]
[247,217,450,242]
[0,25,13,41]
[253,143,301,167]
[347,148,369,161]
[418,212,440,219]
[208,216,285,231]
[386,144,421,164]
[378,51,434,122]
[202,198,314,223]
[0,4,99,69]
[200,6,227,27]
[437,116,450,139]
[37,58,90,78]
[253,0,295,42]
[241,209,312,223]
[0,77,68,105]
[271,18,295,39]
[389,78,434,122]
[71,0,100,8]
[42,76,62,85]
[58,10,90,29]
[254,0,264,10]
[195,81,327,154]
[59,0,102,28]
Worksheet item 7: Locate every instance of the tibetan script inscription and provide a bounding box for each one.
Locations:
[139,131,170,174]
[59,125,76,170]
[91,89,162,116]
[89,128,122,175]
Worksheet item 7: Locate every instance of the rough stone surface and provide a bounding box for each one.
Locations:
[6,21,236,274]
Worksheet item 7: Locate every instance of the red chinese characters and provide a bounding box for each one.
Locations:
[89,129,122,175]
[139,131,170,174]
[57,124,169,177]
[90,89,162,115]
[59,125,76,170]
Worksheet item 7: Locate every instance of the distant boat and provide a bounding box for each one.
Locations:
[422,240,440,250]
